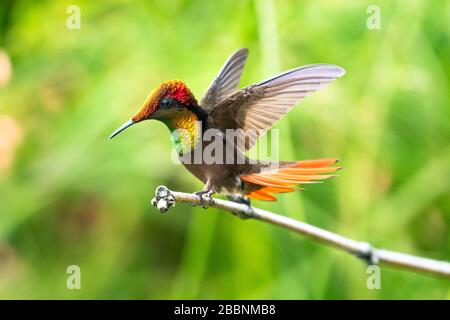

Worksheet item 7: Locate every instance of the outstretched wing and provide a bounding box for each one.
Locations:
[207,64,345,151]
[200,48,249,112]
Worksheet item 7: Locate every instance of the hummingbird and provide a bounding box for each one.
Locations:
[109,48,344,205]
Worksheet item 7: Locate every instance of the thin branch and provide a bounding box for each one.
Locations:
[151,185,450,279]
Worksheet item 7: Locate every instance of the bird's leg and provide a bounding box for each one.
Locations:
[194,189,215,209]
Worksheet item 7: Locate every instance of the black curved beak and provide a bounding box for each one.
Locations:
[108,119,135,140]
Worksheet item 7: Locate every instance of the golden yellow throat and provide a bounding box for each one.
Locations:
[163,111,201,156]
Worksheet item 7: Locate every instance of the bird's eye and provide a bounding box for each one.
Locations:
[160,98,171,109]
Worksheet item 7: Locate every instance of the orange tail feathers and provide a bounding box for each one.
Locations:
[242,158,341,201]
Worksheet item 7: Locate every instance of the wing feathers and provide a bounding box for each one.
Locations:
[200,48,249,111]
[208,64,345,151]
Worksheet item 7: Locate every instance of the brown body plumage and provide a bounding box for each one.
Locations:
[109,48,345,203]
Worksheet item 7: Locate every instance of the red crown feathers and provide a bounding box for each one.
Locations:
[132,80,197,122]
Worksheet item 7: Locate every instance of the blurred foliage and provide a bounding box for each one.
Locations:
[0,0,449,299]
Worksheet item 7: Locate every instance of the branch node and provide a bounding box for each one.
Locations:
[151,185,175,213]
[356,242,379,265]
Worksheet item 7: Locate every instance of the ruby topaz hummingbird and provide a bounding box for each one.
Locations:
[109,48,344,204]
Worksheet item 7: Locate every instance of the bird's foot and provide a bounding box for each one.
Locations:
[226,195,251,206]
[194,190,214,209]
[226,195,253,219]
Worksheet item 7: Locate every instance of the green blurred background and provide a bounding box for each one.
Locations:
[0,0,449,299]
